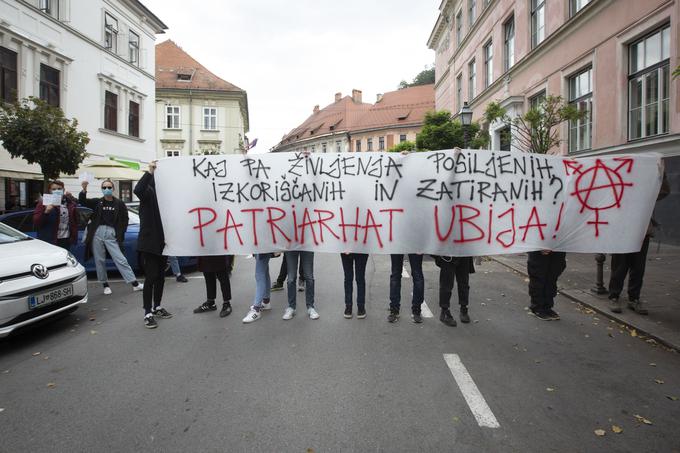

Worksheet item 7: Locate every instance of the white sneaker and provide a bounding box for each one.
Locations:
[133,283,144,292]
[261,300,272,311]
[243,307,262,323]
[103,286,112,295]
[308,307,320,320]
[297,280,305,292]
[282,307,296,320]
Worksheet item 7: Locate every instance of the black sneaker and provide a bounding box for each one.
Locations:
[219,302,232,318]
[153,307,173,319]
[609,297,622,313]
[194,301,217,313]
[440,309,457,327]
[271,282,284,292]
[144,315,157,329]
[411,311,423,323]
[387,309,400,323]
[628,298,648,315]
[546,309,560,320]
[176,274,188,283]
[357,306,366,319]
[459,308,470,324]
[529,308,552,321]
[344,306,352,319]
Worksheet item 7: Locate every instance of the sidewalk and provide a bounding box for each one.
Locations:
[492,242,680,351]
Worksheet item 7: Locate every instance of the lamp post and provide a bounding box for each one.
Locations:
[459,101,473,148]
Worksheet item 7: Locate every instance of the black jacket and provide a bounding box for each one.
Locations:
[78,191,128,261]
[134,172,165,255]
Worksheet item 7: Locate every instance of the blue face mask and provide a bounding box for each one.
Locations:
[52,189,64,197]
[102,188,114,197]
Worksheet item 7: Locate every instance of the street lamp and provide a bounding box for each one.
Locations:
[459,101,473,148]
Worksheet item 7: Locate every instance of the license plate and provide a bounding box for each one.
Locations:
[28,285,74,310]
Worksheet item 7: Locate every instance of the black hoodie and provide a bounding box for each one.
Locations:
[134,172,166,255]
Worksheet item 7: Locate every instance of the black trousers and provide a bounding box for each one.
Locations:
[204,271,231,302]
[276,255,304,284]
[527,251,566,311]
[608,235,650,300]
[438,258,470,309]
[340,253,369,308]
[139,252,167,314]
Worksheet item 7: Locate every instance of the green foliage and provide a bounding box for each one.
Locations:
[398,66,435,89]
[387,140,417,152]
[484,95,585,154]
[0,97,89,188]
[673,65,680,79]
[416,110,488,151]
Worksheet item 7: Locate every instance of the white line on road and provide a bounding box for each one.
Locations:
[443,354,500,429]
[421,301,434,318]
[402,269,410,278]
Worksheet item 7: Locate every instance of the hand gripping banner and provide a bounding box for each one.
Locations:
[154,150,663,256]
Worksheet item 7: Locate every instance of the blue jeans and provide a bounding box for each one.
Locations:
[340,253,368,308]
[92,225,137,284]
[389,254,424,312]
[253,254,272,308]
[168,256,181,275]
[285,251,314,309]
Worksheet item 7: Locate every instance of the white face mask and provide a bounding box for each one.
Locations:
[52,189,64,197]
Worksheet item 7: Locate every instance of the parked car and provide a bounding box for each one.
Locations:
[0,222,88,338]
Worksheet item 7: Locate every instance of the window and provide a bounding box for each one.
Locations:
[128,30,140,65]
[484,40,493,88]
[311,145,316,153]
[529,90,546,110]
[570,0,591,16]
[568,67,592,152]
[629,25,670,140]
[104,91,118,131]
[335,141,341,152]
[128,101,140,137]
[39,64,59,107]
[504,16,515,71]
[203,107,217,130]
[355,140,361,152]
[323,142,328,153]
[367,138,373,151]
[400,134,407,143]
[456,73,463,111]
[166,150,180,157]
[119,181,132,203]
[0,47,18,103]
[468,59,476,100]
[531,0,545,48]
[468,0,476,26]
[379,136,385,150]
[39,0,58,18]
[166,105,180,129]
[455,10,463,47]
[104,13,118,53]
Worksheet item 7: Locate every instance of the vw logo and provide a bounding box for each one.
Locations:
[31,264,49,280]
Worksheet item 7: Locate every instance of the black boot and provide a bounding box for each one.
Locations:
[440,309,457,327]
[219,301,232,318]
[459,306,470,324]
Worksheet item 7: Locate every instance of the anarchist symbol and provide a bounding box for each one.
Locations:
[566,158,634,237]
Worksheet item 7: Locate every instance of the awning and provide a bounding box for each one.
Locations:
[0,170,42,179]
[111,157,141,171]
[77,160,144,180]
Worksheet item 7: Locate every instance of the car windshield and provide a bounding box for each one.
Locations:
[0,222,31,244]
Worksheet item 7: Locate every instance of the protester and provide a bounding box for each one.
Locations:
[283,251,318,319]
[79,179,142,295]
[242,253,276,323]
[609,172,671,315]
[341,253,368,319]
[166,256,188,283]
[33,180,78,250]
[435,256,474,326]
[194,255,233,317]
[527,250,566,320]
[271,255,305,292]
[388,254,425,323]
[134,161,173,329]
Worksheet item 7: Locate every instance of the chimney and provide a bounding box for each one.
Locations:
[376,93,383,103]
[352,89,362,104]
[313,105,320,114]
[335,92,342,102]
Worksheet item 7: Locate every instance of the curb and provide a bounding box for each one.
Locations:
[491,256,679,352]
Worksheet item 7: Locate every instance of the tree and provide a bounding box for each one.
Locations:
[398,66,435,89]
[387,140,417,152]
[483,95,584,154]
[415,110,489,151]
[0,97,89,189]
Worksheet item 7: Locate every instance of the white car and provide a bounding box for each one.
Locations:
[0,222,88,338]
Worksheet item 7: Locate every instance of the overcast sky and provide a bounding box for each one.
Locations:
[143,0,439,153]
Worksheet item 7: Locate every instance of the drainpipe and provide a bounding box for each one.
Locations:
[189,90,193,155]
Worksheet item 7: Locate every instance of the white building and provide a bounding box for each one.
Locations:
[155,40,248,157]
[0,0,166,210]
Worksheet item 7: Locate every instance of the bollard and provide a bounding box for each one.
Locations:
[591,253,608,295]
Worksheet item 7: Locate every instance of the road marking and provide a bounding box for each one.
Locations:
[402,269,410,278]
[421,301,434,318]
[443,354,500,428]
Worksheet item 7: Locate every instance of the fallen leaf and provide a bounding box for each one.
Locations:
[612,425,623,434]
[584,334,590,338]
[666,395,678,401]
[89,316,96,321]
[453,416,460,422]
[46,383,56,389]
[90,330,97,335]
[630,329,638,338]
[546,387,555,392]
[594,429,606,437]
[32,352,41,356]
[306,449,315,453]
[42,356,49,360]
[649,363,657,367]
[654,379,665,385]
[634,414,653,425]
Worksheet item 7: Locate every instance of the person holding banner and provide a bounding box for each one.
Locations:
[134,161,173,329]
[79,179,143,295]
[341,253,369,319]
[33,180,78,250]
[283,251,318,320]
[194,255,233,317]
[271,257,305,292]
[388,254,425,323]
[242,253,276,323]
[527,251,566,321]
[435,256,474,326]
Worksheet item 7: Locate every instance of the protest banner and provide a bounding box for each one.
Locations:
[154,149,663,256]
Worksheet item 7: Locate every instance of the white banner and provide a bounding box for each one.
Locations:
[154,150,663,256]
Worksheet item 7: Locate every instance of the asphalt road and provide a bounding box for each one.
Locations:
[1,254,679,453]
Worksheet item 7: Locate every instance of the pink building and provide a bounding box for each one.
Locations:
[428,0,679,243]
